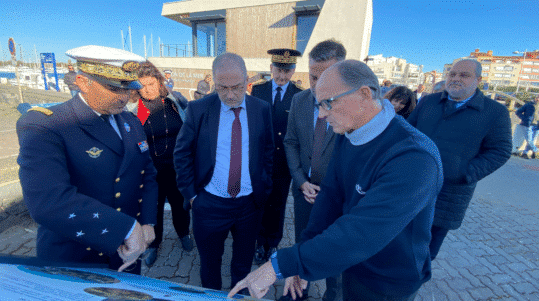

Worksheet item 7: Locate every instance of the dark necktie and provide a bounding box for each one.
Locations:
[310,117,327,185]
[274,87,282,105]
[100,114,111,124]
[228,107,242,198]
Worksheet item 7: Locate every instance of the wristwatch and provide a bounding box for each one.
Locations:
[270,251,284,280]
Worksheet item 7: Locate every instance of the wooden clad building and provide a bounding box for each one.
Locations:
[150,0,373,99]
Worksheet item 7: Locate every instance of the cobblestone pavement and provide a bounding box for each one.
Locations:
[2,191,538,300]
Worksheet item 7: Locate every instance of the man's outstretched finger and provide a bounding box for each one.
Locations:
[228,280,247,298]
[118,258,137,272]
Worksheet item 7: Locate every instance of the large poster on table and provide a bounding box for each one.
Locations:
[0,263,267,300]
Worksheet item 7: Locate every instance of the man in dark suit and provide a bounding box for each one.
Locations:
[17,45,158,274]
[283,39,346,301]
[251,48,303,264]
[174,52,274,291]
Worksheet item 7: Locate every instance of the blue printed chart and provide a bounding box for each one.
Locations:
[0,263,267,300]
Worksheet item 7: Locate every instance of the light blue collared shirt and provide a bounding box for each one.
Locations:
[205,97,252,198]
[448,91,476,108]
[345,99,396,146]
[271,80,290,104]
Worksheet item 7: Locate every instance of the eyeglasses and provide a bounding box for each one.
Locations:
[215,83,245,94]
[315,87,360,111]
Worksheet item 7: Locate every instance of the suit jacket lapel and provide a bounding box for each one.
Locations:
[208,96,221,163]
[72,96,124,155]
[305,92,315,157]
[246,96,256,167]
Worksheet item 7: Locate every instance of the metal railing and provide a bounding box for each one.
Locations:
[159,44,193,57]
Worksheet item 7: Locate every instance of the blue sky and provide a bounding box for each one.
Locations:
[1,0,537,72]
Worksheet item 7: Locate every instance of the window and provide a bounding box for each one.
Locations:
[193,21,226,57]
[481,72,489,77]
[495,66,504,71]
[296,14,318,54]
[494,73,503,78]
[534,62,539,65]
[524,68,532,73]
[534,68,539,73]
[532,75,539,80]
[504,66,513,71]
[521,75,530,79]
[503,74,511,78]
[482,65,490,71]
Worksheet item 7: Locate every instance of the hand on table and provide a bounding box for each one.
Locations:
[117,222,146,272]
[228,261,277,299]
[283,275,308,300]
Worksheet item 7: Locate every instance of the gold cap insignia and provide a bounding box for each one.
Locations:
[122,61,140,72]
[284,51,290,58]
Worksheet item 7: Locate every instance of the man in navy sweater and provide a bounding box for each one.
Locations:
[230,60,443,300]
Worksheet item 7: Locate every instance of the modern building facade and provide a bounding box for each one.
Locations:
[443,49,539,90]
[149,0,373,99]
[365,54,425,89]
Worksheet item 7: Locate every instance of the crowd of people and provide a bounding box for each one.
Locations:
[16,39,527,301]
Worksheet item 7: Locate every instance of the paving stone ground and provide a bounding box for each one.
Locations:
[1,192,538,300]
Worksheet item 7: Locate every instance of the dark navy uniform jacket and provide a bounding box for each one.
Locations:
[251,80,302,179]
[16,95,158,264]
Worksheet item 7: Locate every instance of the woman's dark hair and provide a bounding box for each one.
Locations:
[384,86,417,119]
[133,61,170,99]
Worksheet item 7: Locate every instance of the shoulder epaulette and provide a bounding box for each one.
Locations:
[28,107,53,116]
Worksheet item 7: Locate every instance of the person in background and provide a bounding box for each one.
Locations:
[384,86,417,119]
[512,95,539,159]
[408,59,512,260]
[174,52,274,292]
[194,74,212,100]
[414,84,428,102]
[17,45,158,274]
[432,80,446,93]
[251,48,303,266]
[132,62,193,267]
[163,70,174,91]
[64,64,80,97]
[380,79,392,97]
[283,39,346,301]
[230,59,443,301]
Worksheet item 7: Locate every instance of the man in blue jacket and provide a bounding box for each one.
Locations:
[512,95,539,158]
[408,59,512,260]
[229,60,443,300]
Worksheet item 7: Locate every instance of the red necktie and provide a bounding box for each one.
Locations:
[228,107,242,197]
[310,117,327,185]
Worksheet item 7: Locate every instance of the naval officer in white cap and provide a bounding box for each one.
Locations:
[16,45,158,274]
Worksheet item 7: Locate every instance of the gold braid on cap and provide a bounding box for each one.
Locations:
[77,61,140,81]
[271,51,297,64]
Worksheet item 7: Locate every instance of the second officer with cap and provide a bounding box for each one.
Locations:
[17,45,158,274]
[251,48,303,264]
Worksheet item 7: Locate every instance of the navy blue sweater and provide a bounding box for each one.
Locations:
[277,115,443,297]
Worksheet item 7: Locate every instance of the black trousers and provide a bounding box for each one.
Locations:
[256,175,291,250]
[192,190,262,290]
[429,225,450,260]
[150,167,190,249]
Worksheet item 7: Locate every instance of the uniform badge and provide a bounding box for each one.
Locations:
[86,147,103,158]
[124,122,130,133]
[138,141,149,153]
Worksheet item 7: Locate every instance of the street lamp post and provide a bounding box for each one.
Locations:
[514,49,528,94]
